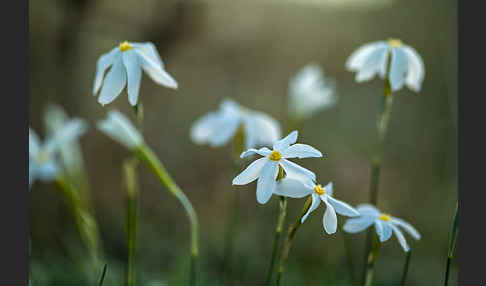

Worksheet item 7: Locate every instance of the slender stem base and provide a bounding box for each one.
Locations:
[123,159,139,286]
[275,197,312,286]
[364,235,381,286]
[400,251,411,286]
[264,197,287,286]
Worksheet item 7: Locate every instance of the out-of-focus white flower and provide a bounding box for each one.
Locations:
[97,110,143,150]
[29,119,87,187]
[275,176,358,234]
[93,41,178,106]
[190,99,281,149]
[288,64,337,120]
[345,39,425,92]
[343,204,421,252]
[232,131,322,204]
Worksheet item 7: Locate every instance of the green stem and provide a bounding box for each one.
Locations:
[275,197,312,286]
[444,203,458,286]
[54,177,100,268]
[136,145,199,286]
[400,251,411,286]
[264,196,287,286]
[363,56,394,284]
[123,159,139,286]
[98,264,108,286]
[363,235,382,286]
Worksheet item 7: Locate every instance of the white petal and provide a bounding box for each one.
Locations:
[323,181,333,196]
[44,118,87,155]
[29,128,40,157]
[390,224,410,252]
[326,196,359,217]
[402,45,425,92]
[378,221,393,242]
[232,157,268,185]
[346,41,386,71]
[240,147,272,158]
[98,55,126,106]
[374,220,384,239]
[389,47,408,92]
[256,160,279,204]
[142,64,178,89]
[190,112,219,145]
[323,200,338,234]
[244,112,281,149]
[93,47,119,95]
[209,116,241,147]
[44,104,68,133]
[122,50,142,106]
[132,42,165,69]
[37,161,60,182]
[390,217,421,240]
[97,110,143,150]
[273,131,298,152]
[279,159,316,182]
[356,204,381,217]
[133,43,177,89]
[281,143,322,159]
[301,193,321,223]
[274,177,313,199]
[355,45,389,82]
[343,216,375,233]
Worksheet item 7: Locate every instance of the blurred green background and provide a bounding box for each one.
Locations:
[29,0,457,285]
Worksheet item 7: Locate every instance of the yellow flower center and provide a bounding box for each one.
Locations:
[119,41,132,52]
[314,184,325,195]
[36,151,49,165]
[269,150,282,161]
[379,213,391,221]
[387,38,402,48]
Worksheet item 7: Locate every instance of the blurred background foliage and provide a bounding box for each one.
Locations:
[29,0,457,285]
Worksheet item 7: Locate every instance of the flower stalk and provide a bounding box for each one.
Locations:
[123,158,139,286]
[444,203,458,286]
[275,196,313,286]
[363,235,382,286]
[264,195,287,286]
[136,144,199,286]
[400,251,412,286]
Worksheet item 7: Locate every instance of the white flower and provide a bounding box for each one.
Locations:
[343,204,421,252]
[97,110,144,150]
[275,176,359,234]
[232,131,322,204]
[190,99,281,149]
[345,39,425,92]
[93,41,178,106]
[29,119,87,187]
[289,64,337,120]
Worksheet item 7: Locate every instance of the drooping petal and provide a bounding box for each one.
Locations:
[346,41,387,71]
[389,47,408,91]
[273,131,298,152]
[390,224,410,252]
[324,181,333,196]
[132,42,165,69]
[326,196,359,217]
[256,160,279,204]
[343,216,375,233]
[36,161,60,182]
[390,217,421,240]
[232,157,268,185]
[245,112,281,149]
[190,112,219,145]
[281,143,322,159]
[240,147,272,158]
[323,200,338,234]
[29,128,40,157]
[143,64,178,89]
[402,45,425,92]
[98,55,127,106]
[374,220,384,239]
[274,176,313,199]
[356,204,380,217]
[122,50,142,106]
[379,221,393,242]
[279,159,316,182]
[93,47,119,95]
[44,118,87,156]
[301,193,321,223]
[354,44,389,82]
[134,43,177,89]
[209,115,241,147]
[97,110,144,150]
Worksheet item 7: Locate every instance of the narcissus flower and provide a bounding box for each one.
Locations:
[345,39,425,92]
[97,110,143,150]
[232,131,322,204]
[190,99,281,149]
[93,41,177,106]
[275,176,359,234]
[343,204,421,252]
[289,64,337,120]
[29,119,87,187]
